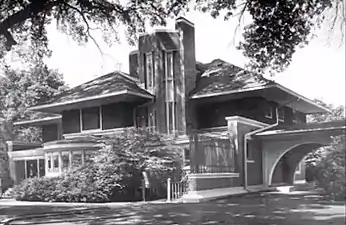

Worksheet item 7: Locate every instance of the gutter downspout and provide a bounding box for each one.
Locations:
[243,108,280,190]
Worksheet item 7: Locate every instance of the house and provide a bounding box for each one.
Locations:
[7,17,345,202]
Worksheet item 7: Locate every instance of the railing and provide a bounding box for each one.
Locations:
[192,165,235,174]
[167,175,189,202]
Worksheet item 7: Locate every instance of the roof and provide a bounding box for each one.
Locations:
[191,59,275,98]
[29,71,153,111]
[191,59,330,114]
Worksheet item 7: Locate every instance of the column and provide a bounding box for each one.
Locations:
[24,160,27,179]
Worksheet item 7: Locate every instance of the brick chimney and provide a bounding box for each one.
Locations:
[129,50,139,79]
[175,17,197,96]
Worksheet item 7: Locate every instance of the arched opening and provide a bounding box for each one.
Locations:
[270,143,324,186]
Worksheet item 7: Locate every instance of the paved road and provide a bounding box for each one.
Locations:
[1,192,345,225]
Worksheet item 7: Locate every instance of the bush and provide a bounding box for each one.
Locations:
[13,128,183,202]
[315,135,345,201]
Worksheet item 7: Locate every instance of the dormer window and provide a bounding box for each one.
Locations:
[144,52,155,90]
[278,107,285,122]
[265,105,273,119]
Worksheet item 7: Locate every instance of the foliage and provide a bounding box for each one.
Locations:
[0,149,13,193]
[0,0,344,74]
[304,99,345,185]
[13,128,183,202]
[314,135,345,201]
[0,63,67,143]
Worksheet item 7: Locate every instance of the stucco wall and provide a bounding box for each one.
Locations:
[189,176,242,191]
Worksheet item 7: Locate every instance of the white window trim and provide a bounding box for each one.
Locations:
[80,106,103,132]
[265,105,273,119]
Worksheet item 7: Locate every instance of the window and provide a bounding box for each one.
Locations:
[145,52,155,89]
[61,151,70,171]
[81,107,101,130]
[148,107,157,132]
[164,51,176,135]
[53,153,59,172]
[183,148,190,166]
[72,150,83,168]
[278,107,285,122]
[84,150,95,164]
[265,105,273,119]
[292,108,298,124]
[47,153,52,172]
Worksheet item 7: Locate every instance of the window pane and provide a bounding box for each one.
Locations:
[278,108,285,121]
[53,153,59,172]
[82,107,100,130]
[167,52,174,79]
[61,151,70,171]
[72,151,82,168]
[146,53,153,88]
[84,150,95,164]
[47,153,52,172]
[167,102,175,134]
[166,80,174,102]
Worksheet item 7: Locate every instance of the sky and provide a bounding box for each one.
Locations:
[45,9,345,107]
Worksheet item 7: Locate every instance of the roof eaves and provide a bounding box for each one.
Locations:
[189,84,271,99]
[13,115,62,126]
[275,84,332,114]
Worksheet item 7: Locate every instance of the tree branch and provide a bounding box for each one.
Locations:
[63,3,104,58]
[0,0,61,50]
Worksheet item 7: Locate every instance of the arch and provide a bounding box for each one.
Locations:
[268,142,325,186]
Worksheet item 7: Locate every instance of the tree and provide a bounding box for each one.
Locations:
[13,128,183,202]
[304,99,345,181]
[0,0,344,74]
[315,135,345,200]
[0,63,68,143]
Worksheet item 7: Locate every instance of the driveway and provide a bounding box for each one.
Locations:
[0,191,345,225]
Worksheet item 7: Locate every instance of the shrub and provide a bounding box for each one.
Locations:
[13,128,183,202]
[315,135,345,201]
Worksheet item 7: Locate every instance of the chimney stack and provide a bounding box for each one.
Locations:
[175,17,197,96]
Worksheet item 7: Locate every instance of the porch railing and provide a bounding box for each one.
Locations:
[167,174,189,202]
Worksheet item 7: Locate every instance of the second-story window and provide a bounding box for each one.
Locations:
[164,51,176,135]
[292,108,298,124]
[145,52,155,90]
[265,105,273,119]
[278,107,285,122]
[81,106,101,131]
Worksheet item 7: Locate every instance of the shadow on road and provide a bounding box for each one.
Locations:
[1,192,345,225]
